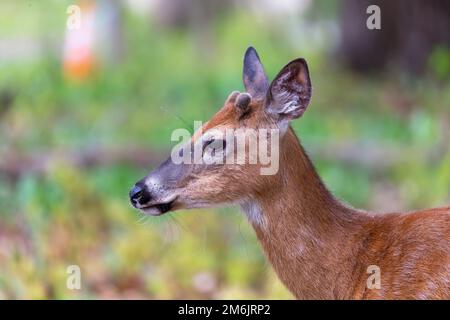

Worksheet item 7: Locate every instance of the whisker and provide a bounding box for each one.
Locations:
[135,213,151,225]
[168,214,190,233]
[159,105,193,131]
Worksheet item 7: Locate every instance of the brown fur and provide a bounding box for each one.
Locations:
[250,127,450,299]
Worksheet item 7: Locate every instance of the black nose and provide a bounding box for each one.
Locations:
[129,183,152,207]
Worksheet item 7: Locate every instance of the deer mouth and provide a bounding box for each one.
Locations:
[140,199,176,216]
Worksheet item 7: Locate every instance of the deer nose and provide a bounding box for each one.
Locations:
[129,183,152,207]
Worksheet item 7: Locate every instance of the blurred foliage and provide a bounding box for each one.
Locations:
[0,1,449,299]
[429,46,450,81]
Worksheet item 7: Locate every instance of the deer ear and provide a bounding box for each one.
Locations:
[267,58,312,120]
[243,47,269,99]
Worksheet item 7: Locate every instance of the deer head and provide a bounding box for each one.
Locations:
[129,47,312,216]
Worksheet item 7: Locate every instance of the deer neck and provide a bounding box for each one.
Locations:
[241,127,367,299]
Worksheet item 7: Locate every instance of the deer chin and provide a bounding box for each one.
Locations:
[140,200,176,216]
[140,196,178,216]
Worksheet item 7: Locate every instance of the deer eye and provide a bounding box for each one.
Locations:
[203,138,226,155]
[216,139,226,152]
[203,138,214,151]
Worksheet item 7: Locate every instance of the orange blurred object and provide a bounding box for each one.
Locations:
[63,0,97,81]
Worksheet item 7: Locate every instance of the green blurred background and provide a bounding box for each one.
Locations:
[0,0,449,299]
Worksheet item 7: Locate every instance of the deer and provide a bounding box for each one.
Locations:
[129,47,450,299]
